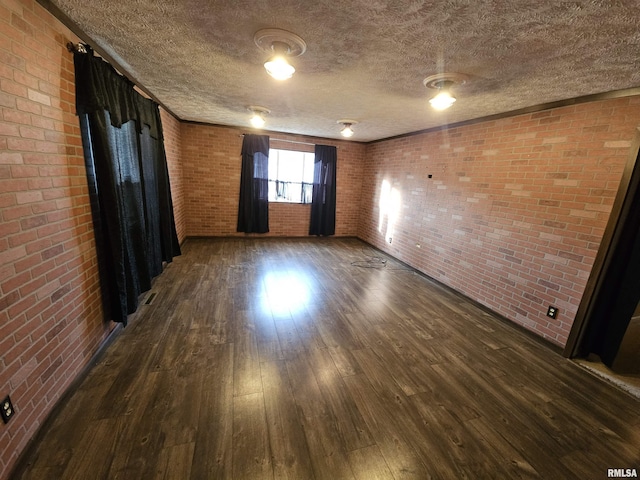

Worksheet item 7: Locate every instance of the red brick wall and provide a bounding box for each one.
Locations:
[181,123,365,237]
[0,0,112,478]
[359,97,640,346]
[160,108,186,243]
[2,2,637,478]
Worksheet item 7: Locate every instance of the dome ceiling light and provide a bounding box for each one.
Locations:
[423,73,468,111]
[338,119,358,138]
[248,106,270,128]
[254,28,307,81]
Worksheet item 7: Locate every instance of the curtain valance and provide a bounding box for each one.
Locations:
[74,47,161,140]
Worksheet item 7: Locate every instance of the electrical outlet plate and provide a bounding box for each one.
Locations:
[547,306,558,319]
[1,395,15,424]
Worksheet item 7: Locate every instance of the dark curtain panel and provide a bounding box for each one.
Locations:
[237,134,270,233]
[309,144,337,236]
[74,49,180,324]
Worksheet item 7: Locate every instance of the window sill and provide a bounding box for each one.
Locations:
[269,200,311,205]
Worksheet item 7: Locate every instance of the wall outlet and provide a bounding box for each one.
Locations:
[547,306,558,319]
[1,396,15,424]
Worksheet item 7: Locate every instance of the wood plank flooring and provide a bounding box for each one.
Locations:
[11,237,640,479]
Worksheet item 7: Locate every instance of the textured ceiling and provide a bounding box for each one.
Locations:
[49,0,640,142]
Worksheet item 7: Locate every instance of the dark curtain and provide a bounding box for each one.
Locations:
[237,134,270,233]
[74,48,180,324]
[309,144,337,236]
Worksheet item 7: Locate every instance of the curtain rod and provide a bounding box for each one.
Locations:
[240,134,338,148]
[270,137,316,146]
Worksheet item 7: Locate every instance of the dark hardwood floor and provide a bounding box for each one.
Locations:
[12,237,640,479]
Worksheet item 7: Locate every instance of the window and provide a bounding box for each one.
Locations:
[268,148,315,203]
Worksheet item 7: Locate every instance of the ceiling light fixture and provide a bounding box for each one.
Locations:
[254,28,307,81]
[248,106,270,128]
[338,119,358,138]
[423,73,468,111]
[264,42,295,80]
[429,81,456,110]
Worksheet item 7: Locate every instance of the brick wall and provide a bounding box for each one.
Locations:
[181,123,365,237]
[160,108,186,243]
[359,97,640,346]
[0,0,113,478]
[2,1,638,477]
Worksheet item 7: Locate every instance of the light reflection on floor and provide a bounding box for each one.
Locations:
[260,270,314,317]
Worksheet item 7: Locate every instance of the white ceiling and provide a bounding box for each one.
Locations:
[47,0,640,142]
